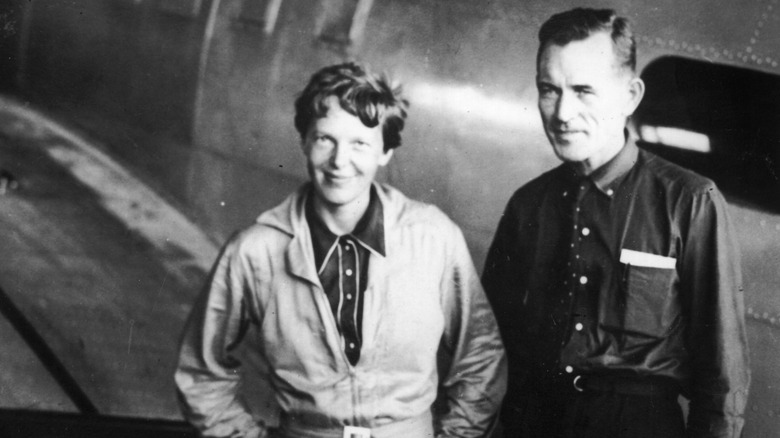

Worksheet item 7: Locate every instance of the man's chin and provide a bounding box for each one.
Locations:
[552,142,589,161]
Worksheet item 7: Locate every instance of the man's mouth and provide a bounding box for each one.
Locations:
[553,128,582,135]
[552,129,586,142]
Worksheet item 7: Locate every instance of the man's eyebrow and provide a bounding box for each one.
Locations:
[572,84,594,91]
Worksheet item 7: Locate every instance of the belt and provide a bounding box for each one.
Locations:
[571,374,680,398]
[277,410,434,438]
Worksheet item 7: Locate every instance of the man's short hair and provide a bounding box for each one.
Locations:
[294,62,408,151]
[537,8,636,74]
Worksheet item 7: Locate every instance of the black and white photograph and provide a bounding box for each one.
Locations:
[0,1,776,437]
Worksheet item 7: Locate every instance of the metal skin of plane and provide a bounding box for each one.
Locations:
[0,0,778,436]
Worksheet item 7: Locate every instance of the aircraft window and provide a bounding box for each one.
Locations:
[635,56,780,212]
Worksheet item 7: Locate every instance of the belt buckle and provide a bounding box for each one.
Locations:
[343,426,371,438]
[573,375,585,392]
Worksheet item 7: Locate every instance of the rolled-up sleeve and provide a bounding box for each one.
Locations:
[175,237,266,438]
[437,225,508,438]
[682,187,750,438]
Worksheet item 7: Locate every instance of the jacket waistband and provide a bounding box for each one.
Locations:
[277,410,434,438]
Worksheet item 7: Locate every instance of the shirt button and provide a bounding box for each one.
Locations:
[345,269,353,276]
[565,366,574,373]
[349,342,355,349]
[575,322,584,331]
[344,245,351,251]
[607,189,614,196]
[579,276,588,285]
[346,294,353,300]
[581,227,590,236]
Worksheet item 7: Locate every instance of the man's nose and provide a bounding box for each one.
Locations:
[554,91,578,123]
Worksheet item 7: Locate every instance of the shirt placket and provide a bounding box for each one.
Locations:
[337,236,362,365]
[559,181,592,376]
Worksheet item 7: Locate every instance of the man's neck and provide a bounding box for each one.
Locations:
[312,192,371,236]
[574,132,627,176]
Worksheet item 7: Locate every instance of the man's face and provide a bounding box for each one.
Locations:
[302,96,392,211]
[537,32,643,174]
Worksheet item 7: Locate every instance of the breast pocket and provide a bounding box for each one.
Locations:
[619,263,679,338]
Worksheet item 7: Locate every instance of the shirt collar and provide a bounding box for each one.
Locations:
[305,186,386,270]
[562,132,639,197]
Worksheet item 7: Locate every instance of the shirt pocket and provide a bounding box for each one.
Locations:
[618,263,679,338]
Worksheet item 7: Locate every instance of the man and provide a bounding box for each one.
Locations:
[176,62,506,438]
[482,8,749,438]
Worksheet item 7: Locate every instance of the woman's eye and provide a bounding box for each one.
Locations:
[312,135,332,145]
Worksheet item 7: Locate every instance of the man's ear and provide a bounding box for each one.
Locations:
[378,148,394,167]
[624,76,645,116]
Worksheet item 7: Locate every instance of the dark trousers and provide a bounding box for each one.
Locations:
[501,385,685,438]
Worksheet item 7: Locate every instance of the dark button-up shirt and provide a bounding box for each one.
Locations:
[483,138,749,437]
[306,187,384,366]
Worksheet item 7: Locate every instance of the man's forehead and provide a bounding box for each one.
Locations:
[537,33,625,80]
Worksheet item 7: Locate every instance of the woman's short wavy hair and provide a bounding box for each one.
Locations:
[537,8,636,74]
[294,63,408,151]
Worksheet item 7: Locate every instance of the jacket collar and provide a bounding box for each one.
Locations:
[256,182,393,286]
[255,184,318,286]
[306,186,385,273]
